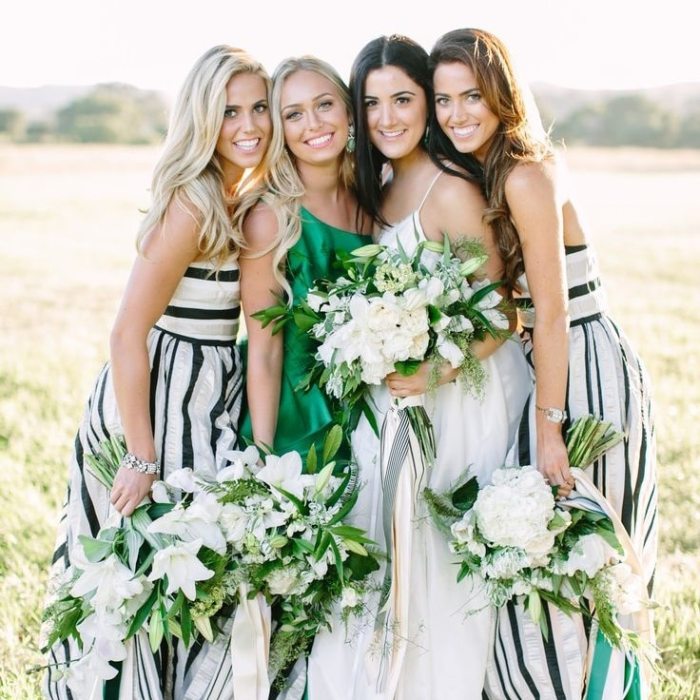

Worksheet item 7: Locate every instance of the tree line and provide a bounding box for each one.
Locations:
[0,84,167,144]
[1,83,699,148]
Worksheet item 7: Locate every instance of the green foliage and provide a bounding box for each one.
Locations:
[55,84,167,144]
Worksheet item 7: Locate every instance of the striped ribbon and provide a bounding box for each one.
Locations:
[366,395,433,696]
[567,469,653,700]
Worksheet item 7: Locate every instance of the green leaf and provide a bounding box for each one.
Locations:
[313,531,332,561]
[148,609,164,653]
[179,600,192,648]
[394,359,422,376]
[126,586,159,639]
[306,443,318,475]
[451,477,479,512]
[322,425,343,464]
[125,528,144,571]
[329,535,344,581]
[324,465,353,509]
[361,399,380,437]
[78,535,113,563]
[527,590,543,630]
[345,551,380,580]
[292,308,318,332]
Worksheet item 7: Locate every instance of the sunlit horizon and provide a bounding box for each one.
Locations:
[2,0,698,94]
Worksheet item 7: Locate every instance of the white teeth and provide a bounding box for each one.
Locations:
[235,138,259,151]
[307,133,333,147]
[453,125,478,138]
[381,130,404,138]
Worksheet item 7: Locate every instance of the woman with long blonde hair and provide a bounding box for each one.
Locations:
[43,45,272,699]
[430,27,657,700]
[236,55,370,466]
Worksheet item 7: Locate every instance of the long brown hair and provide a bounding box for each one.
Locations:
[429,28,553,292]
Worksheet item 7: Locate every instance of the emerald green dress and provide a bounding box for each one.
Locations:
[240,207,371,462]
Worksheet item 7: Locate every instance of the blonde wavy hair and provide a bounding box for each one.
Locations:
[138,45,271,266]
[233,55,355,299]
[430,29,553,292]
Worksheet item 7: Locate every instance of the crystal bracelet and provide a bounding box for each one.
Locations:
[120,452,159,475]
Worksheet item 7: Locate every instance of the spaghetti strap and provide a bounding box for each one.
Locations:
[417,171,443,212]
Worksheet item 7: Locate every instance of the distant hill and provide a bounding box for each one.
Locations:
[532,82,700,122]
[0,85,94,119]
[0,85,172,120]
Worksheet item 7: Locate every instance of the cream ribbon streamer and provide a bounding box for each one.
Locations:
[366,394,428,697]
[230,583,271,700]
[568,468,654,695]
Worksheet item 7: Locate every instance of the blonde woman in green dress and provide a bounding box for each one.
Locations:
[236,56,371,468]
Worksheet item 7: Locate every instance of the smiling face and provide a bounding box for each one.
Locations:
[215,72,271,179]
[433,61,500,163]
[279,69,350,167]
[363,65,428,161]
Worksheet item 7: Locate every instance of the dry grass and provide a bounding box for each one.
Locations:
[0,144,698,698]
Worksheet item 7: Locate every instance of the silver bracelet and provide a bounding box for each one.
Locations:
[120,452,159,475]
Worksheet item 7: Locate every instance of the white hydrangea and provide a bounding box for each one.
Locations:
[474,467,555,558]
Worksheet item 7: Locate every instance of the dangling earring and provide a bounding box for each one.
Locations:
[346,124,356,153]
[423,124,430,147]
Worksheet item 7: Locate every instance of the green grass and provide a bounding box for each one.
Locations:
[1,144,698,698]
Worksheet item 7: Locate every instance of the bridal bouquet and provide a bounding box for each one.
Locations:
[254,235,509,440]
[42,428,379,692]
[426,416,646,649]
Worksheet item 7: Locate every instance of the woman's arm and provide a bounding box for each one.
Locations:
[506,161,572,495]
[386,175,514,396]
[109,199,201,516]
[239,204,284,451]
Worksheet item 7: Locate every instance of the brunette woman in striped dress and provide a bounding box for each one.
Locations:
[43,45,272,699]
[429,28,657,700]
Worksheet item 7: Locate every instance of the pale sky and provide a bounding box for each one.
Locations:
[2,0,697,92]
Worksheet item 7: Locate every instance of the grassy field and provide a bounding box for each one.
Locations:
[1,144,699,698]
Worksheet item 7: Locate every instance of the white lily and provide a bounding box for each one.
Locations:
[149,538,214,600]
[70,551,144,612]
[436,337,465,368]
[151,480,171,504]
[218,445,260,481]
[165,468,198,493]
[256,451,307,499]
[148,493,226,554]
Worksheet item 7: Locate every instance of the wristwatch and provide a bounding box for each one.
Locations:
[536,405,567,424]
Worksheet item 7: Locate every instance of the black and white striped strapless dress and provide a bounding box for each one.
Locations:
[485,244,658,699]
[45,261,243,700]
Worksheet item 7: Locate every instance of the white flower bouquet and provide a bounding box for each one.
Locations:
[42,427,379,692]
[253,236,510,435]
[426,416,646,649]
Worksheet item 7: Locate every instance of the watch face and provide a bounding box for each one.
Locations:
[547,408,566,423]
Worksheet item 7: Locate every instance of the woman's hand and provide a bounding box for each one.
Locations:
[110,468,156,516]
[385,362,458,397]
[537,429,574,498]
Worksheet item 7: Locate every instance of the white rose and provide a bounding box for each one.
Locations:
[605,563,645,615]
[219,503,249,544]
[340,586,360,609]
[561,533,618,578]
[266,567,300,596]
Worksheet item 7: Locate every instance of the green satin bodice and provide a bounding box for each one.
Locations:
[240,207,371,462]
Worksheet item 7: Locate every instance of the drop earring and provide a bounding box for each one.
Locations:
[346,124,356,153]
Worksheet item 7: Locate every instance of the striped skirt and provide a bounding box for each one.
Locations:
[43,326,244,700]
[485,313,658,700]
